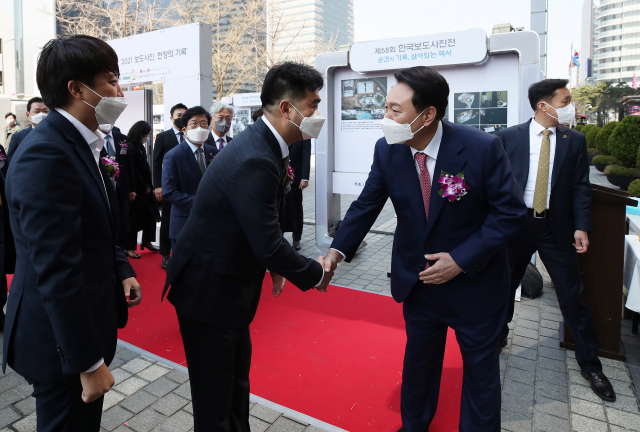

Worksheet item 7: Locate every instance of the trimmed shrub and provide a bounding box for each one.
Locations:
[628,179,640,197]
[592,155,619,165]
[574,124,584,133]
[587,148,599,155]
[585,126,601,150]
[610,115,640,166]
[596,121,618,155]
[581,124,596,136]
[603,164,640,177]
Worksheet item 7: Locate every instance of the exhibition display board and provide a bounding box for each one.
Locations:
[314,30,541,253]
[231,92,262,136]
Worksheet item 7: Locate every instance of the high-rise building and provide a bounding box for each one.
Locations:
[592,0,640,86]
[267,0,354,65]
[579,0,594,85]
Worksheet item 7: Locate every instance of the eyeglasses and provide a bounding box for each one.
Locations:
[187,121,210,128]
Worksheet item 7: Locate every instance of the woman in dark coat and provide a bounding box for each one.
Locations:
[125,121,161,258]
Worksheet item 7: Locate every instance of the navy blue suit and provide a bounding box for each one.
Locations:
[3,109,136,431]
[162,141,218,246]
[7,125,32,166]
[331,121,526,431]
[498,120,601,373]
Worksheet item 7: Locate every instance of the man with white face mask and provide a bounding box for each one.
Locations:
[161,62,332,431]
[323,66,526,432]
[6,97,49,162]
[497,79,616,402]
[3,35,142,432]
[161,106,218,252]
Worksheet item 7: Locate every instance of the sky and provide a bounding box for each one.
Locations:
[353,0,584,80]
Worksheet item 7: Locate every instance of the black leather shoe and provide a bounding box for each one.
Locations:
[581,370,616,402]
[161,255,170,270]
[141,242,159,252]
[292,241,301,251]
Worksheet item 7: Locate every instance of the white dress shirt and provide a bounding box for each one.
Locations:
[97,129,116,156]
[262,116,324,286]
[55,108,106,374]
[524,118,556,209]
[172,126,183,142]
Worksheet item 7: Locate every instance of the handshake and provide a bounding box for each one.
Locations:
[271,249,343,297]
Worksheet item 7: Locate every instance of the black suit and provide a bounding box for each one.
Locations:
[0,172,16,324]
[162,118,323,431]
[498,120,601,373]
[153,128,183,256]
[6,125,32,175]
[281,139,311,241]
[3,109,136,431]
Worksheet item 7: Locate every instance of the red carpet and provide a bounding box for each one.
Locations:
[12,248,465,431]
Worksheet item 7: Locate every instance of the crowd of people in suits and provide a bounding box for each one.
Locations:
[0,32,619,432]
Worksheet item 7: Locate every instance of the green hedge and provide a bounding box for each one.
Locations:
[629,179,640,197]
[596,121,618,155]
[581,124,596,136]
[610,116,640,166]
[603,164,640,177]
[587,148,599,155]
[592,155,619,165]
[574,124,584,133]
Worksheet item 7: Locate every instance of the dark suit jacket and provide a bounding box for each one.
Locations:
[162,141,218,240]
[288,139,311,186]
[153,128,182,187]
[497,120,592,248]
[7,126,33,165]
[206,132,232,149]
[0,173,16,278]
[330,121,527,322]
[162,118,323,328]
[3,109,136,383]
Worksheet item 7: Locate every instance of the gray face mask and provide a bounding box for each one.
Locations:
[215,120,231,134]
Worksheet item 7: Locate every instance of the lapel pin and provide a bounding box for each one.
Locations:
[563,135,567,138]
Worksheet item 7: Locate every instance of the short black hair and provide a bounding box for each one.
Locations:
[127,121,152,147]
[252,108,263,122]
[394,67,449,120]
[27,97,44,113]
[261,62,324,112]
[528,79,569,111]
[36,35,120,109]
[180,106,211,128]
[4,113,16,120]
[170,103,188,117]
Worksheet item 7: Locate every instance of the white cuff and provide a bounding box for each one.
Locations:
[302,179,309,182]
[84,358,104,373]
[314,270,324,287]
[330,248,346,260]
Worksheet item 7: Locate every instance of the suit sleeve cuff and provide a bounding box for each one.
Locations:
[302,179,309,182]
[84,358,104,373]
[314,271,324,287]
[330,248,346,260]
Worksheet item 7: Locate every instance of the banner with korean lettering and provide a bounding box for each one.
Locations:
[350,29,488,73]
[107,23,204,85]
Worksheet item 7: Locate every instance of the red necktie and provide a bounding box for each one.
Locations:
[415,153,431,221]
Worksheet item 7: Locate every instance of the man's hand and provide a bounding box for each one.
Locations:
[122,277,142,307]
[419,253,463,285]
[315,255,334,292]
[323,249,342,274]
[80,363,114,403]
[299,180,309,190]
[154,188,162,202]
[271,272,286,297]
[145,187,151,195]
[129,192,137,201]
[574,230,589,253]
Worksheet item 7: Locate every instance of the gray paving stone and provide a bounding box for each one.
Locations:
[569,382,603,403]
[512,336,538,350]
[249,415,271,432]
[510,345,538,361]
[304,426,330,432]
[606,407,640,431]
[539,327,559,339]
[119,390,158,414]
[122,358,153,375]
[126,408,166,432]
[517,319,540,331]
[538,337,560,349]
[283,414,309,426]
[602,364,632,383]
[163,370,189,385]
[138,365,170,382]
[183,402,193,414]
[14,397,36,416]
[268,416,307,432]
[502,394,533,419]
[100,406,134,431]
[111,368,132,384]
[155,410,194,432]
[114,349,139,362]
[539,319,559,330]
[532,411,569,432]
[12,412,36,432]
[144,378,179,398]
[0,374,27,394]
[109,357,126,369]
[506,367,535,386]
[11,384,33,399]
[509,356,537,372]
[103,390,126,412]
[150,393,188,416]
[535,381,568,403]
[533,395,568,419]
[537,356,566,373]
[250,403,281,423]
[172,382,191,400]
[570,396,605,421]
[537,346,565,361]
[501,409,532,432]
[604,394,640,414]
[0,389,23,409]
[114,377,148,396]
[536,367,567,387]
[514,327,539,340]
[571,413,608,432]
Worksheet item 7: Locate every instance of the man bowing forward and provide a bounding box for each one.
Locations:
[323,66,527,432]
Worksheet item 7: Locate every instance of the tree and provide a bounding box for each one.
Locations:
[573,81,636,126]
[595,121,617,155]
[610,115,640,166]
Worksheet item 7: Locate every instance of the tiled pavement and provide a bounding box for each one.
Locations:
[0,160,638,431]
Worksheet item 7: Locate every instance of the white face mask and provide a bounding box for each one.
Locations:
[380,109,427,145]
[99,124,114,133]
[80,83,128,127]
[186,127,209,145]
[542,102,575,125]
[30,112,48,125]
[5,118,15,126]
[287,102,326,140]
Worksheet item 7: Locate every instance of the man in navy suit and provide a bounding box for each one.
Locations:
[162,106,218,251]
[497,79,615,402]
[323,66,527,432]
[4,35,142,431]
[7,96,50,164]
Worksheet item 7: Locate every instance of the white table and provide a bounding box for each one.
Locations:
[623,235,640,333]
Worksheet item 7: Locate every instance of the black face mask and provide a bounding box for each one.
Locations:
[215,120,231,134]
[174,118,183,129]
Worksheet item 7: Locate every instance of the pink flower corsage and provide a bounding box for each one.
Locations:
[438,171,470,202]
[286,165,295,184]
[102,156,121,179]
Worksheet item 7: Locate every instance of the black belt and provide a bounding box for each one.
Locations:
[527,208,549,219]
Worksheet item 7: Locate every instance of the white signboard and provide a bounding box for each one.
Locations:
[350,29,488,73]
[108,24,208,85]
[233,92,262,107]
